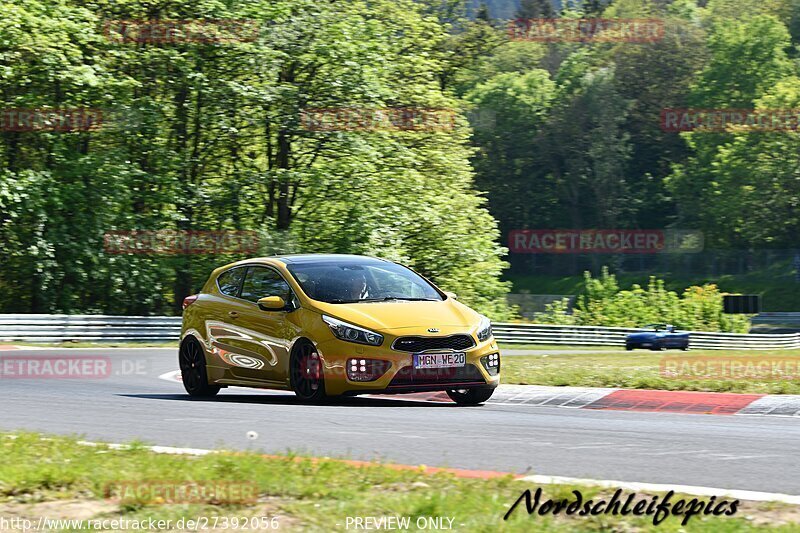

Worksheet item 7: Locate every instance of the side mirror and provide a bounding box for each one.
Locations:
[444,291,457,300]
[257,296,286,311]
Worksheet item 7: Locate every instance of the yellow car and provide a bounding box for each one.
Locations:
[180,254,500,405]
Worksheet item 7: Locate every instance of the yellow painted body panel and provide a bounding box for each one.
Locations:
[181,256,500,397]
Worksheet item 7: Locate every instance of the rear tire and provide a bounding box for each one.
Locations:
[290,341,328,403]
[446,387,494,406]
[179,338,220,398]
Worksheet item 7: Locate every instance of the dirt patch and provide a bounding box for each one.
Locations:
[0,498,300,532]
[1,499,116,521]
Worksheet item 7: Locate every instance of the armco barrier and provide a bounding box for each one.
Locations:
[0,315,182,342]
[492,323,800,350]
[0,315,798,350]
[752,312,800,325]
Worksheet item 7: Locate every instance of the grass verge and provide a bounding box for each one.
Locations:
[1,433,799,532]
[498,344,623,352]
[502,348,800,394]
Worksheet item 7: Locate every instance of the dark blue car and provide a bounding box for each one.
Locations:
[625,324,690,351]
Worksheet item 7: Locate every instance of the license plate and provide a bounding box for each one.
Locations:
[413,352,466,369]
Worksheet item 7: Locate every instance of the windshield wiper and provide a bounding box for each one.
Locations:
[370,297,439,302]
[326,297,439,303]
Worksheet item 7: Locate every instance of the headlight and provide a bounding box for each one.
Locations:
[322,315,384,346]
[477,315,492,342]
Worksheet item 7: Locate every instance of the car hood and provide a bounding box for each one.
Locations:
[309,298,481,333]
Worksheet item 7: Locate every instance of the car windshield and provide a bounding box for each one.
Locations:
[643,324,667,331]
[287,261,443,304]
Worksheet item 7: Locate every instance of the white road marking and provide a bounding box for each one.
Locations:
[647,449,712,456]
[567,443,643,450]
[518,474,800,505]
[705,454,783,461]
[159,370,182,382]
[163,418,250,423]
[76,440,214,456]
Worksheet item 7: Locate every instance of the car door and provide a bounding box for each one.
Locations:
[664,326,678,348]
[231,266,298,384]
[672,329,687,348]
[651,325,665,345]
[202,266,251,381]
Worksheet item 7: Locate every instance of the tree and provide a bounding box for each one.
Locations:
[0,0,515,318]
[609,4,709,229]
[476,3,492,21]
[667,14,796,244]
[670,79,800,248]
[516,0,555,18]
[540,67,633,229]
[466,69,558,236]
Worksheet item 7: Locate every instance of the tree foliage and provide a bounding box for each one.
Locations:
[0,0,513,318]
[4,0,800,328]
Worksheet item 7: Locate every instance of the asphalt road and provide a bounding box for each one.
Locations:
[2,348,799,495]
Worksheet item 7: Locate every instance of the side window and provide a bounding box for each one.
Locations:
[217,268,246,297]
[240,267,292,303]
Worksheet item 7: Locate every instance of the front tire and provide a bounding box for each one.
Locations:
[446,387,494,406]
[179,338,220,398]
[290,341,327,402]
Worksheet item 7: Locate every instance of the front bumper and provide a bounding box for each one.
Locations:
[316,337,501,396]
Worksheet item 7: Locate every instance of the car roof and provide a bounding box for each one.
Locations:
[271,254,389,265]
[225,254,390,267]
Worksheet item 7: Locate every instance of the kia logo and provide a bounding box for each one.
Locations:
[427,328,439,333]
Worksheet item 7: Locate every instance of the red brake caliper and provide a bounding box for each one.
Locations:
[307,352,320,389]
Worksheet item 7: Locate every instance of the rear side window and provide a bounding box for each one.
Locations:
[217,268,246,297]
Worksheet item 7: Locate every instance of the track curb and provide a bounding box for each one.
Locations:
[408,385,800,417]
[162,372,800,417]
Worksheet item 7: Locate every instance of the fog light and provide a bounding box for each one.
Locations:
[481,353,500,375]
[347,358,391,382]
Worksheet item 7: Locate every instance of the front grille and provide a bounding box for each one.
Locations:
[391,334,475,352]
[389,364,485,386]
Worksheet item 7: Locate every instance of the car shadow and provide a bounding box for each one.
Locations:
[117,393,459,408]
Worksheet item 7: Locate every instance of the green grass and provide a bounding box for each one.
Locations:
[498,344,623,351]
[1,433,798,532]
[502,348,800,394]
[506,272,800,312]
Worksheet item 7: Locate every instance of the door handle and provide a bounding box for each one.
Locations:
[228,311,239,318]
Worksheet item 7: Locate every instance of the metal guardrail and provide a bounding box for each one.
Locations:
[752,312,800,325]
[0,315,182,342]
[1,315,798,350]
[492,323,800,350]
